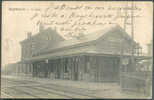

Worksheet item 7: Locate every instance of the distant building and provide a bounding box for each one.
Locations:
[17,24,146,82]
[147,40,153,56]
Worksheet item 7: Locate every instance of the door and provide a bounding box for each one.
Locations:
[100,57,120,82]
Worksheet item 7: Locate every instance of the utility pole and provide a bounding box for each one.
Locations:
[120,1,135,88]
[119,1,128,88]
[122,1,135,67]
[131,1,135,67]
[124,2,128,31]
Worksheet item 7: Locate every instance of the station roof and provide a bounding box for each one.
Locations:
[33,24,135,56]
[20,27,65,44]
[20,24,139,63]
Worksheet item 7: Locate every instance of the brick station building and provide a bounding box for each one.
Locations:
[17,24,144,82]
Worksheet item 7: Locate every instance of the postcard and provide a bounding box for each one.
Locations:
[1,1,153,99]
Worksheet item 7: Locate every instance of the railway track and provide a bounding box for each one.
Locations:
[40,83,99,98]
[1,77,100,98]
[2,78,39,84]
[28,85,93,99]
[2,85,71,98]
[26,86,74,98]
[1,78,42,88]
[2,78,95,98]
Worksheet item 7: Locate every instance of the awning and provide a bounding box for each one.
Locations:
[20,48,151,64]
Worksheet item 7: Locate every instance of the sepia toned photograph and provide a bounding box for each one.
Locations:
[1,1,153,99]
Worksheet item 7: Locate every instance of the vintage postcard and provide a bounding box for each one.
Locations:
[1,1,153,99]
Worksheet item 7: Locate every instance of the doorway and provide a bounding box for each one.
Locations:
[99,57,120,82]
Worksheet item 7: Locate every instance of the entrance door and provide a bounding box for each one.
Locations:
[100,57,120,82]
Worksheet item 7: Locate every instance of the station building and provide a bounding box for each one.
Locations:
[17,24,144,82]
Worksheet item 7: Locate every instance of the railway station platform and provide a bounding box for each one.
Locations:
[2,75,150,99]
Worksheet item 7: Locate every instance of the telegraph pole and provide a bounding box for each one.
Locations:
[131,1,135,66]
[120,1,135,88]
[124,2,128,31]
[119,1,128,88]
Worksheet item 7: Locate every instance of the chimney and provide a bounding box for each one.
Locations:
[27,32,32,39]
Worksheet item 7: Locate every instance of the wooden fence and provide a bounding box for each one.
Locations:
[121,71,152,96]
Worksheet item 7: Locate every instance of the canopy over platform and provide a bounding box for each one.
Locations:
[20,49,151,64]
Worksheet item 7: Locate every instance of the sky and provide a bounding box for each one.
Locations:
[2,1,153,66]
